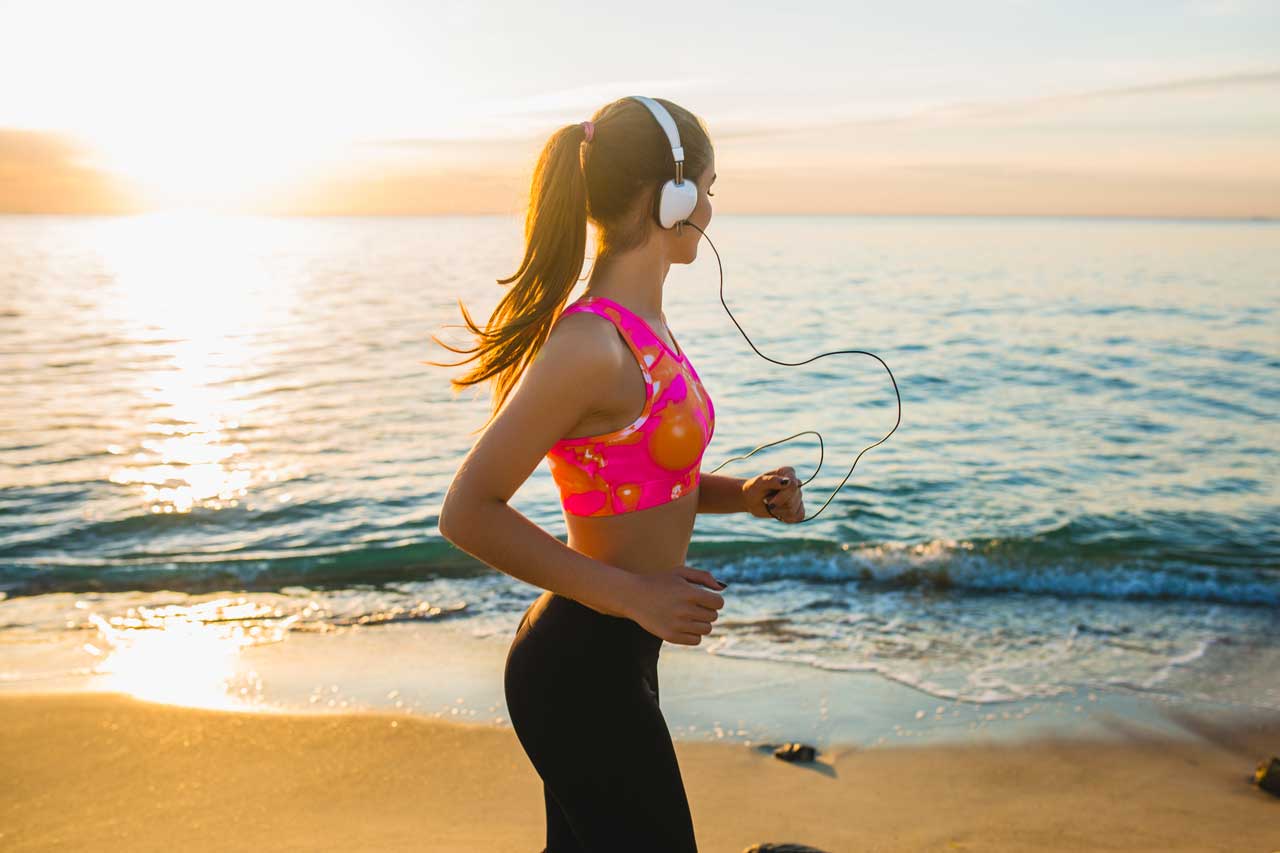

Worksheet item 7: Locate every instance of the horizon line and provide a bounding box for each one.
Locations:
[0,211,1275,223]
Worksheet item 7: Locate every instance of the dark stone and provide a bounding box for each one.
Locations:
[742,845,832,853]
[772,742,817,763]
[1256,756,1280,796]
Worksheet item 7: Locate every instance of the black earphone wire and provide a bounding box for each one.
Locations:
[681,219,902,523]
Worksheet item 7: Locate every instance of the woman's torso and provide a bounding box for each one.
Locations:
[551,294,709,576]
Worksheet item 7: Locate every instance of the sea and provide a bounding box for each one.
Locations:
[2,212,1277,746]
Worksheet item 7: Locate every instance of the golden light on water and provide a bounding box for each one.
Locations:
[81,597,296,711]
[62,212,314,707]
[109,424,254,514]
[91,211,300,515]
[100,210,286,337]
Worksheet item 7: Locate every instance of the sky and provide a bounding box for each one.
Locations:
[1,0,1277,218]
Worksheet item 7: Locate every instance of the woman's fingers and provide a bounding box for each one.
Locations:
[766,466,797,487]
[663,614,714,646]
[764,481,804,522]
[749,468,801,518]
[765,483,799,506]
[691,603,719,621]
[686,617,716,637]
[690,586,725,611]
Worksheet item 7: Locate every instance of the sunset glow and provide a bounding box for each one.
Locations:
[1,0,1277,217]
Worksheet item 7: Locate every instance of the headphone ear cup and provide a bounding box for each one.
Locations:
[656,178,699,229]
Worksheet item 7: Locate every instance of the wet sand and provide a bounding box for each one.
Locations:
[2,691,1277,852]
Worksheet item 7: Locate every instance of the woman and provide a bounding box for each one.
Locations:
[433,96,805,852]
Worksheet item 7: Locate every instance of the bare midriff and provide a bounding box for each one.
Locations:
[565,487,699,577]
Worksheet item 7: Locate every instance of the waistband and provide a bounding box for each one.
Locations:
[526,590,662,657]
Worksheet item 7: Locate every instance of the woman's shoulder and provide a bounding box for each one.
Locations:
[542,307,627,372]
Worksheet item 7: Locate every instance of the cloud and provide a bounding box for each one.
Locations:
[1188,0,1257,16]
[351,77,731,150]
[959,68,1280,118]
[481,78,724,120]
[0,129,139,214]
[712,68,1280,141]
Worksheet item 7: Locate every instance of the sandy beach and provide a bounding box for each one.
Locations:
[2,691,1277,852]
[4,1,1280,850]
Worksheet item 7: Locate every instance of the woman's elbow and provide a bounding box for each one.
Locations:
[438,498,466,543]
[438,477,472,542]
[437,492,499,544]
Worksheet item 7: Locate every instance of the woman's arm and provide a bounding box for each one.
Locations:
[702,468,805,521]
[696,472,749,514]
[438,312,641,617]
[441,494,638,617]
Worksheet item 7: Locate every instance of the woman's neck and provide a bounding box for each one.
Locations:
[584,252,671,317]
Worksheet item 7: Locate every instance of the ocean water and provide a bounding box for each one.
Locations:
[1,212,1277,715]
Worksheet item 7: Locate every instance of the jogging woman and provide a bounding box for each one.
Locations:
[434,95,804,852]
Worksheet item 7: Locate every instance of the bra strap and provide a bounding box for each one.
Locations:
[556,300,651,369]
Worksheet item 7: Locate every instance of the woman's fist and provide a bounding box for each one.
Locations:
[743,466,805,523]
[623,565,726,646]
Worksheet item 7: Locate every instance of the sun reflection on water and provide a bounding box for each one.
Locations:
[81,596,296,712]
[90,211,300,515]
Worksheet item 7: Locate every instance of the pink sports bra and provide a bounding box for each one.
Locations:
[545,295,716,517]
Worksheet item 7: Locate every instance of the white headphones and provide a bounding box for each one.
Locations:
[628,95,699,233]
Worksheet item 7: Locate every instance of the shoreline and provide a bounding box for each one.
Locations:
[3,690,1278,852]
[5,617,1272,752]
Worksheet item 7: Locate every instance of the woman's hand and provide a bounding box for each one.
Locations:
[743,465,804,523]
[621,565,726,646]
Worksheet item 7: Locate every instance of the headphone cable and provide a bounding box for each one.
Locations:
[682,220,903,523]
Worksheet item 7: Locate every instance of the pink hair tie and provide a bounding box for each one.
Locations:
[581,120,595,142]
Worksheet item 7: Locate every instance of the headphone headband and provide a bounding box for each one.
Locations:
[627,95,696,229]
[629,95,685,184]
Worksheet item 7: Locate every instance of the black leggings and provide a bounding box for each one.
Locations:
[504,590,699,853]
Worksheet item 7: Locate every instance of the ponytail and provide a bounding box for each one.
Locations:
[424,121,590,435]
